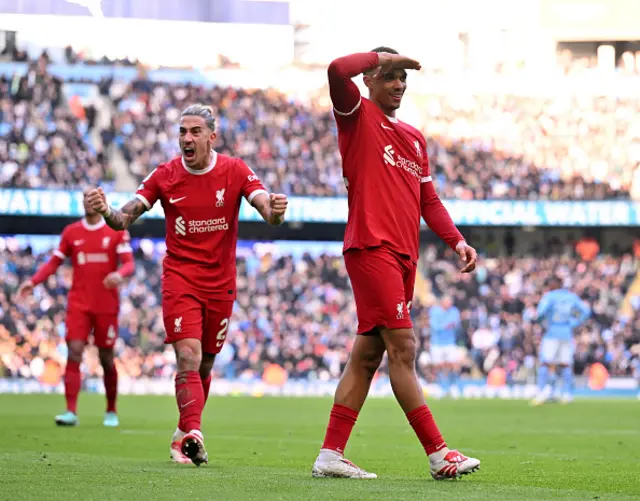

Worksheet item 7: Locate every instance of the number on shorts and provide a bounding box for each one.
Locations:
[216,318,229,348]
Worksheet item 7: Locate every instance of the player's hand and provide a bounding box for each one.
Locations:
[16,280,34,299]
[103,272,124,289]
[373,53,421,79]
[455,241,477,274]
[86,188,110,216]
[269,193,288,216]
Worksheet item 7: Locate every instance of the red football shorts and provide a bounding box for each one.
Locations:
[66,309,118,349]
[344,246,416,335]
[162,290,233,355]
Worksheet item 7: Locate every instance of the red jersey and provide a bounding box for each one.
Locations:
[135,152,267,299]
[335,98,429,262]
[328,52,463,262]
[54,219,132,314]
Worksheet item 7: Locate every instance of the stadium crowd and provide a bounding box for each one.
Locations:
[1,240,638,387]
[1,53,638,199]
[107,78,639,201]
[0,57,112,189]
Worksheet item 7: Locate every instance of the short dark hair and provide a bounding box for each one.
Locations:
[370,46,398,55]
[364,47,400,76]
[547,276,563,289]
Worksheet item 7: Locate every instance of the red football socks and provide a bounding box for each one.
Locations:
[321,404,359,455]
[175,371,205,432]
[202,374,212,405]
[178,374,211,431]
[64,360,81,414]
[406,405,446,455]
[103,363,118,413]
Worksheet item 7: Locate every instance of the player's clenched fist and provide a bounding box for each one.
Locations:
[103,271,124,289]
[86,188,109,216]
[269,193,288,216]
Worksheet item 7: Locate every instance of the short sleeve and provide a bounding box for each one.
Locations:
[54,227,72,260]
[116,230,133,254]
[237,160,268,203]
[135,168,161,210]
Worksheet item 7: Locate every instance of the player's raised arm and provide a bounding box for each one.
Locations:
[328,52,379,115]
[87,165,163,230]
[419,150,477,273]
[87,188,148,231]
[251,192,288,226]
[328,51,421,116]
[237,159,287,226]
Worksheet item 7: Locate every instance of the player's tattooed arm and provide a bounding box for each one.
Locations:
[86,188,147,230]
[251,192,288,226]
[103,198,148,231]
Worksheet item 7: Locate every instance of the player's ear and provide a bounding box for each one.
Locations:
[363,74,373,91]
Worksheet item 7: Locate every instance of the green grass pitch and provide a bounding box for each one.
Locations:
[0,394,639,501]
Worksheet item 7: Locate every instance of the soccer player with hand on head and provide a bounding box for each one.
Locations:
[16,187,135,428]
[86,104,288,466]
[311,48,480,480]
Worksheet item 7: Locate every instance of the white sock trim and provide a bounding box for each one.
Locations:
[429,448,449,463]
[319,448,343,459]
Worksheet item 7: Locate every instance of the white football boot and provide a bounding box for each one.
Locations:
[430,449,481,480]
[312,449,377,479]
[170,428,192,464]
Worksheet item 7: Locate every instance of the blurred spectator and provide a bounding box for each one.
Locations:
[109,80,637,200]
[2,50,637,200]
[1,240,638,384]
[0,64,113,189]
[111,82,343,196]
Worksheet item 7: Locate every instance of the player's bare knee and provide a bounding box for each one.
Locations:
[354,350,383,380]
[349,333,385,379]
[383,329,417,369]
[174,339,202,372]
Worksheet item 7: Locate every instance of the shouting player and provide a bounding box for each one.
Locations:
[16,187,134,427]
[532,276,591,406]
[312,48,480,480]
[87,104,288,466]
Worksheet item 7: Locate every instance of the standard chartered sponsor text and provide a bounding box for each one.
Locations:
[188,217,229,233]
[396,155,422,179]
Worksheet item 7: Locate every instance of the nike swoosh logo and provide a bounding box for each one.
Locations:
[179,399,196,409]
[73,240,84,246]
[169,196,187,204]
[381,123,394,130]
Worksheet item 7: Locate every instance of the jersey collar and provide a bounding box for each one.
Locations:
[82,218,106,231]
[386,115,398,123]
[182,150,218,175]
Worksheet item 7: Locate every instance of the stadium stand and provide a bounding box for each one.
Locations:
[107,79,638,200]
[0,59,112,189]
[1,51,637,200]
[1,240,638,386]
